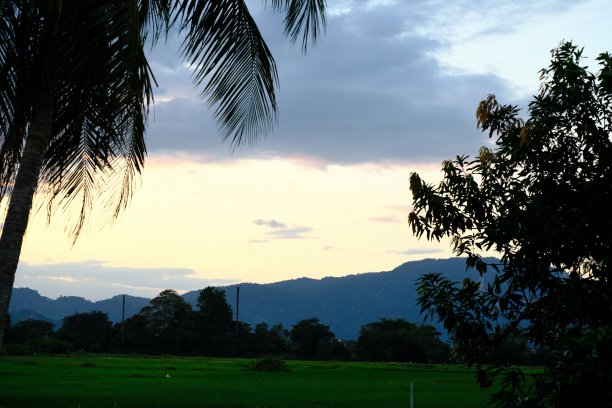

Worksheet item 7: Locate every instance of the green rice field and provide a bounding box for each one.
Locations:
[0,356,491,407]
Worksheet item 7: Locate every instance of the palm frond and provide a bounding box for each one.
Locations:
[268,0,327,52]
[39,0,153,239]
[0,1,40,203]
[176,0,278,148]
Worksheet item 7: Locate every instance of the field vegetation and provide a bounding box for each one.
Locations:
[0,355,495,408]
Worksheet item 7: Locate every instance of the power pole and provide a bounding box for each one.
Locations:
[235,286,240,336]
[121,294,125,351]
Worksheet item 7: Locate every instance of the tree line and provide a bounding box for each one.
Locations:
[2,286,458,363]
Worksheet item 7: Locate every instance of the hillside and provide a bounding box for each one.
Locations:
[9,257,489,339]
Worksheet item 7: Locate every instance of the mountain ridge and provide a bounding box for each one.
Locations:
[9,257,490,339]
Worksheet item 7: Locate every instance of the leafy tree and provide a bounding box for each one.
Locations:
[253,322,291,356]
[196,286,234,354]
[139,289,195,354]
[6,318,54,344]
[229,320,255,357]
[56,311,114,352]
[483,336,542,367]
[197,287,233,332]
[409,42,612,408]
[120,313,155,354]
[0,0,326,350]
[290,317,336,360]
[356,318,449,363]
[3,317,71,355]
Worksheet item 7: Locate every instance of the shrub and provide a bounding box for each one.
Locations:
[251,357,290,372]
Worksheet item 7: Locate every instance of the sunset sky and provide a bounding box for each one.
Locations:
[13,0,612,300]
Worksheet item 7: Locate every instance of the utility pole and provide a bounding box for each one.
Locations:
[235,286,240,336]
[121,294,125,351]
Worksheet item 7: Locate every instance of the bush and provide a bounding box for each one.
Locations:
[250,357,290,372]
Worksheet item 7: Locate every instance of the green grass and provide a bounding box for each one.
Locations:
[0,355,491,407]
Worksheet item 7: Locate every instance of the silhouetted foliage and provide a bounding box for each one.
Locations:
[251,356,290,372]
[483,336,543,367]
[57,311,114,353]
[120,313,155,354]
[140,290,197,354]
[409,42,612,408]
[6,318,54,343]
[6,288,454,363]
[3,318,69,355]
[196,287,234,355]
[253,322,291,356]
[356,318,449,363]
[290,318,336,360]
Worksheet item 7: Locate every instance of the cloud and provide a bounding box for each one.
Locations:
[389,248,444,256]
[15,260,239,301]
[253,219,287,229]
[367,216,401,224]
[140,0,608,167]
[267,226,314,240]
[142,1,524,166]
[252,218,314,240]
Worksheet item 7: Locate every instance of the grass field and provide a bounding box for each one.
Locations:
[0,355,491,407]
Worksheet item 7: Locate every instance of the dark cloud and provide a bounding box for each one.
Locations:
[143,1,524,165]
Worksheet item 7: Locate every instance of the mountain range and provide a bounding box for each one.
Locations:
[9,257,489,339]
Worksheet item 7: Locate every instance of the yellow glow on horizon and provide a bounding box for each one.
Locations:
[18,156,453,285]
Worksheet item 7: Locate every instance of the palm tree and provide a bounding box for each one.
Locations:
[0,0,326,349]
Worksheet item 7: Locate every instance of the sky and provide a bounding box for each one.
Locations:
[12,0,612,300]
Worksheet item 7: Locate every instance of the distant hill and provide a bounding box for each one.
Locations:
[8,288,149,327]
[9,257,490,339]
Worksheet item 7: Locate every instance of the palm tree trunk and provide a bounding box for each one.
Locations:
[0,91,54,352]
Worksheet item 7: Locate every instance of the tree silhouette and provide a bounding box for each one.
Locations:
[57,311,114,353]
[356,318,449,363]
[196,286,233,354]
[290,317,335,359]
[139,289,195,354]
[409,42,612,407]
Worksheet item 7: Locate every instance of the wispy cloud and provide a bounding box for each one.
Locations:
[267,226,314,239]
[367,216,400,223]
[388,248,444,256]
[253,219,287,229]
[253,218,314,240]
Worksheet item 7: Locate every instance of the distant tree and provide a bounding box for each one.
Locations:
[409,42,612,407]
[230,321,255,357]
[483,336,541,367]
[6,319,54,344]
[3,317,72,355]
[196,287,233,355]
[120,314,155,354]
[290,318,336,360]
[253,322,290,356]
[356,318,449,363]
[139,290,195,354]
[197,287,233,331]
[57,311,114,352]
